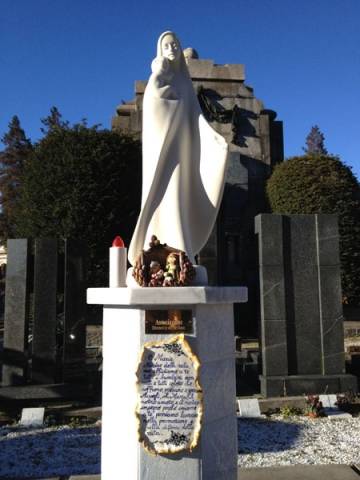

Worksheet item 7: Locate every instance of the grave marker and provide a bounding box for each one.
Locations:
[238,398,262,417]
[32,238,58,383]
[256,214,358,396]
[319,394,352,418]
[20,407,45,427]
[2,239,31,386]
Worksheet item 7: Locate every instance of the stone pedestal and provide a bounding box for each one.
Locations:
[87,286,247,480]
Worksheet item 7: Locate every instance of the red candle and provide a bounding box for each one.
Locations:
[110,235,127,287]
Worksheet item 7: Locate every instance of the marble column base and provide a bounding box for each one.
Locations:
[87,286,247,480]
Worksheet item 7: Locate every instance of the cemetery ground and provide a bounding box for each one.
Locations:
[0,396,359,478]
[0,325,358,479]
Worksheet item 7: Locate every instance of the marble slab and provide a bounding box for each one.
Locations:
[238,398,262,417]
[319,394,352,418]
[87,286,247,306]
[20,407,45,427]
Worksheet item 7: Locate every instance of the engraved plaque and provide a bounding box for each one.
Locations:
[145,309,193,334]
[136,334,202,455]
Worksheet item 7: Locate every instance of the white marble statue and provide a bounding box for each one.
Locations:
[128,31,228,266]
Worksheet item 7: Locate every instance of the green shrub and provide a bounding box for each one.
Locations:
[16,124,141,285]
[279,405,302,417]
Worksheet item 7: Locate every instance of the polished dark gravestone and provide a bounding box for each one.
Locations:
[2,239,31,386]
[255,214,357,396]
[32,239,58,383]
[62,239,87,382]
[2,238,87,386]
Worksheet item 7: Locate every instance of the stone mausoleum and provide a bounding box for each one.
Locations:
[112,49,284,336]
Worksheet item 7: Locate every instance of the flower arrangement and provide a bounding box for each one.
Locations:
[132,235,196,287]
[305,395,325,418]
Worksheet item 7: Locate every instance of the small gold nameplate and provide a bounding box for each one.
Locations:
[145,309,193,334]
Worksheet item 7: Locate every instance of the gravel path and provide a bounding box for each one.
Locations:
[238,415,360,469]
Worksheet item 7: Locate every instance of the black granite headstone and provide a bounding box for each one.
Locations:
[255,214,357,397]
[62,239,87,382]
[2,238,89,387]
[2,239,31,386]
[255,215,288,378]
[32,239,58,383]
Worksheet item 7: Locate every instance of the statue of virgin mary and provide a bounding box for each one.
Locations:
[128,31,228,267]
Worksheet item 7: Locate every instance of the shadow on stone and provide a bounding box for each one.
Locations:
[0,426,100,478]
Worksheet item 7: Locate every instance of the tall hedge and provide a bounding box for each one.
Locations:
[0,116,32,241]
[266,154,360,306]
[16,124,141,285]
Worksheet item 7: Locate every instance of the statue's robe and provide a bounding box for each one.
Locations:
[128,35,228,265]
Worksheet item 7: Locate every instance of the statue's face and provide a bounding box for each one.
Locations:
[161,34,181,62]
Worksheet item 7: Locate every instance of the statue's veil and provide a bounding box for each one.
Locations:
[128,31,228,267]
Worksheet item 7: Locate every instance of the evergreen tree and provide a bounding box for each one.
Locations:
[0,116,32,240]
[40,106,69,134]
[304,125,328,154]
[17,121,141,285]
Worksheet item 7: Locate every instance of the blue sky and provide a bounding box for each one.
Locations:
[1,0,359,179]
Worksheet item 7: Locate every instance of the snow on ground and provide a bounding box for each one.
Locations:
[238,415,360,469]
[0,424,101,479]
[0,415,359,478]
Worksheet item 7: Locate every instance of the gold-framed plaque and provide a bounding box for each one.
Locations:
[136,334,203,455]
